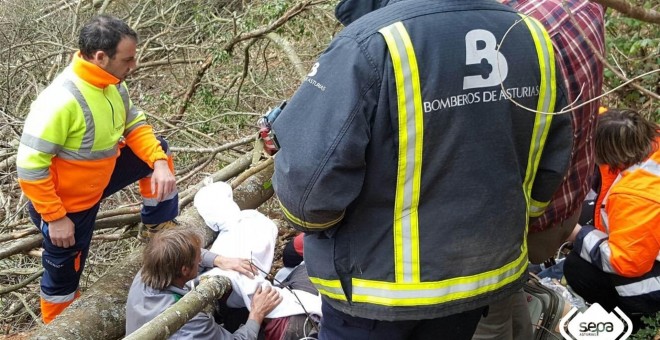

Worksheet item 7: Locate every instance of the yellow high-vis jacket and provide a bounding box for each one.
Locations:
[17,52,167,222]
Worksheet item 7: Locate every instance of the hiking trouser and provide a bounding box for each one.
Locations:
[319,299,485,340]
[564,252,660,318]
[471,289,532,340]
[28,137,178,323]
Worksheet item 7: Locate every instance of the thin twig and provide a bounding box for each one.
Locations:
[11,292,42,324]
[170,135,254,153]
[0,269,44,295]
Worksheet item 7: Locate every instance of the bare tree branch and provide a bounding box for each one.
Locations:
[590,0,660,24]
[0,269,44,295]
[124,275,232,340]
[566,2,660,101]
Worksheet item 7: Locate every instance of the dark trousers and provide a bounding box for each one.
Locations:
[319,300,486,340]
[29,138,178,298]
[564,252,660,331]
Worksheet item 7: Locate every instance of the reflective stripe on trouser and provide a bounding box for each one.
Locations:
[28,137,178,322]
[564,252,660,315]
[28,202,99,323]
[40,290,81,324]
[103,136,179,224]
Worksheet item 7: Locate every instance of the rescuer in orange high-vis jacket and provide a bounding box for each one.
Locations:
[565,108,660,319]
[16,15,178,323]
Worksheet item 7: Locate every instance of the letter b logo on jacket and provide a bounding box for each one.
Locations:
[463,29,508,90]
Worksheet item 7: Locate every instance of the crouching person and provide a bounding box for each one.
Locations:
[125,228,282,339]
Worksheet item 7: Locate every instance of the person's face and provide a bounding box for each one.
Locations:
[95,37,137,81]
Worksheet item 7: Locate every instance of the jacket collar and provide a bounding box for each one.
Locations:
[334,0,394,26]
[71,51,120,88]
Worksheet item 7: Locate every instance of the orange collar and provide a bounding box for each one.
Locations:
[71,51,120,88]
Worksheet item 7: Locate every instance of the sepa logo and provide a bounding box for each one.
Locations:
[560,303,633,340]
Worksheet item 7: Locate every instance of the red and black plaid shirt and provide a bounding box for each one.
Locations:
[504,0,605,232]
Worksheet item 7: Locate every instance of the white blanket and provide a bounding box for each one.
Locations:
[194,181,322,318]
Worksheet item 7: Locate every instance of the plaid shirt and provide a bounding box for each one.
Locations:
[504,0,605,232]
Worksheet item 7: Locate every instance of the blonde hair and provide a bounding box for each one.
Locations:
[141,227,202,290]
[595,108,659,172]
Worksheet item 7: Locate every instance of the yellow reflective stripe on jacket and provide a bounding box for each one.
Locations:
[278,201,345,230]
[352,246,528,306]
[380,22,424,284]
[309,277,348,301]
[315,20,559,308]
[529,198,550,218]
[519,15,556,209]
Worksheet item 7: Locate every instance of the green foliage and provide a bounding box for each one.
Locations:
[631,312,660,340]
[602,6,659,122]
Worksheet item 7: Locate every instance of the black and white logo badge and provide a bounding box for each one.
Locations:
[560,303,633,340]
[463,29,508,90]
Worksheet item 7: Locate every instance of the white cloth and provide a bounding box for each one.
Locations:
[194,181,322,318]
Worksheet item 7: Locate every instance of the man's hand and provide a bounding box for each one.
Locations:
[151,160,176,201]
[213,255,258,279]
[49,216,75,248]
[248,285,282,324]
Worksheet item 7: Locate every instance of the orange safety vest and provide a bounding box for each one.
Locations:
[595,139,660,277]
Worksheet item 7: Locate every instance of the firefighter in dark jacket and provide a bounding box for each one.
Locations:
[272,0,572,338]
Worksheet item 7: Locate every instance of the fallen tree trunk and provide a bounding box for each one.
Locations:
[33,161,275,340]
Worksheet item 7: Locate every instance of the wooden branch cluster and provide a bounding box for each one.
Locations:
[170,0,324,126]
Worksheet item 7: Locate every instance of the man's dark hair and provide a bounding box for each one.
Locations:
[78,14,138,59]
[596,108,659,172]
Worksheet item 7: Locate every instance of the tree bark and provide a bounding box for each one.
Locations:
[590,0,660,25]
[32,163,275,340]
[123,276,232,340]
[0,235,43,259]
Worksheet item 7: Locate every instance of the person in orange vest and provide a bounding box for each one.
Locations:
[564,108,660,327]
[16,15,179,323]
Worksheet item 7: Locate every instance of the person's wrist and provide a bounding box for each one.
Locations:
[153,159,168,167]
[213,255,223,268]
[248,311,265,324]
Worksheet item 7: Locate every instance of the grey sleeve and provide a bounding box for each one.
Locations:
[272,35,379,232]
[200,248,218,269]
[229,319,261,340]
[169,312,236,340]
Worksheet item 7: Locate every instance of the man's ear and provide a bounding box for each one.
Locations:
[180,265,191,277]
[89,50,109,67]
